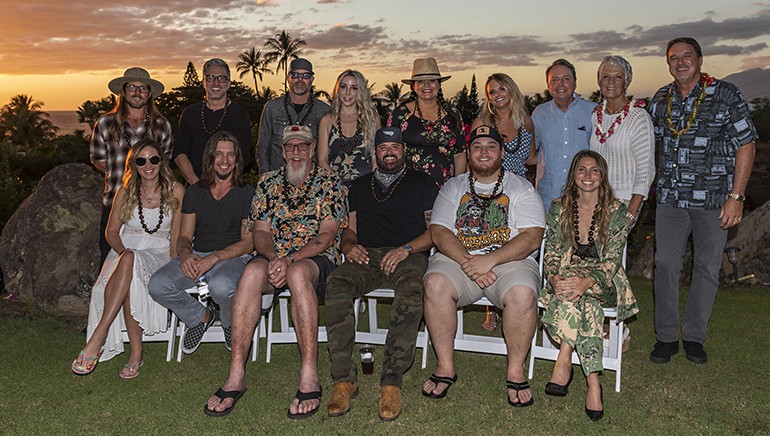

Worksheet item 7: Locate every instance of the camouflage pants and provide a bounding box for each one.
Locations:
[540,284,616,376]
[325,247,427,388]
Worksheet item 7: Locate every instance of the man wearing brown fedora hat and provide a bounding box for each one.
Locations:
[256,58,329,174]
[174,58,253,185]
[90,67,173,264]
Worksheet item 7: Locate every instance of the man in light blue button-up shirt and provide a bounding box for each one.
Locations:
[531,59,596,210]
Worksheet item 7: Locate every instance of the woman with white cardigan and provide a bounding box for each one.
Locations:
[590,55,655,226]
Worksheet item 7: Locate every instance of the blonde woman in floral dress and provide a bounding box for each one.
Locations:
[317,70,380,186]
[539,150,638,421]
[387,58,466,187]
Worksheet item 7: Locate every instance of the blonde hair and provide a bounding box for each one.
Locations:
[330,69,379,154]
[558,150,615,251]
[480,73,528,135]
[120,139,179,223]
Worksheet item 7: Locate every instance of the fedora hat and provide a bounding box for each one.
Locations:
[402,58,451,84]
[108,67,165,96]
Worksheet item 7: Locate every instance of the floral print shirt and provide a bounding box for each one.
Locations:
[327,124,373,187]
[387,103,466,187]
[248,165,347,265]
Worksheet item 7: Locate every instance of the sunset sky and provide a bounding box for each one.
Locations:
[2,0,769,111]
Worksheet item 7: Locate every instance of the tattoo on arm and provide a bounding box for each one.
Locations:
[424,210,432,228]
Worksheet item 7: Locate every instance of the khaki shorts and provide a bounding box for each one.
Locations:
[425,252,540,309]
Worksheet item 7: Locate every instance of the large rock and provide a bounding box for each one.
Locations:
[0,163,102,315]
[722,200,770,285]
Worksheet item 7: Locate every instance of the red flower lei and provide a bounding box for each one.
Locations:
[664,73,715,138]
[594,98,646,144]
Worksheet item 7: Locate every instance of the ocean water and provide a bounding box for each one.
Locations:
[48,111,92,135]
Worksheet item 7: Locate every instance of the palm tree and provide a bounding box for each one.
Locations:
[383,82,404,109]
[0,95,59,149]
[264,31,306,92]
[236,47,272,94]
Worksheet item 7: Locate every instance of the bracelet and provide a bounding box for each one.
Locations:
[287,253,295,264]
[625,211,637,221]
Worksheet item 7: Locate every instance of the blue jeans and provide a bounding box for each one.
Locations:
[148,252,251,328]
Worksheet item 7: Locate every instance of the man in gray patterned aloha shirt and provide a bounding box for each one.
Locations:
[648,37,757,365]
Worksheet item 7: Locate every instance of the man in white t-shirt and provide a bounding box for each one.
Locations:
[421,125,545,408]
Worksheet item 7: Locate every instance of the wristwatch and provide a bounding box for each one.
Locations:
[728,192,746,202]
[402,244,413,254]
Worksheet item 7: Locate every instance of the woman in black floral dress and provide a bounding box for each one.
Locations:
[386,58,466,187]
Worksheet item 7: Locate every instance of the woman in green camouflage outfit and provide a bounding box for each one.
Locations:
[539,150,638,421]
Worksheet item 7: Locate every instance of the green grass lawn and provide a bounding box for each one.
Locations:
[2,277,769,435]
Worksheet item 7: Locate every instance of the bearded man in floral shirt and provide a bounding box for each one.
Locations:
[204,125,346,419]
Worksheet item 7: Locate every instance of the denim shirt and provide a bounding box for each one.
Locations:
[531,96,596,210]
[255,95,330,174]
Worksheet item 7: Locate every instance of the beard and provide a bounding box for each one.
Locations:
[286,159,311,186]
[469,155,502,178]
[375,154,406,174]
[216,169,232,180]
[126,97,148,110]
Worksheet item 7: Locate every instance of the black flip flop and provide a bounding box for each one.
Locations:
[422,374,458,399]
[204,387,247,417]
[287,388,322,419]
[506,380,534,408]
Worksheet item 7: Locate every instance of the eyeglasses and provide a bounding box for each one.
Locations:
[135,156,161,166]
[205,74,230,84]
[125,84,150,94]
[289,72,314,80]
[283,143,311,152]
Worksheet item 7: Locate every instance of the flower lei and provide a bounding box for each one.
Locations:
[594,98,646,144]
[665,73,715,138]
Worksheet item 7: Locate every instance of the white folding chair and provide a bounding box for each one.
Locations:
[528,238,627,392]
[175,287,267,362]
[265,289,333,363]
[420,296,507,369]
[354,288,429,352]
[120,310,177,362]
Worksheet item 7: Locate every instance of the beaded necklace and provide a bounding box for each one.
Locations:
[122,116,150,146]
[414,98,445,135]
[335,112,361,154]
[283,94,315,126]
[201,99,229,135]
[664,73,714,138]
[281,164,318,210]
[137,190,165,234]
[468,170,504,209]
[371,167,407,203]
[572,199,599,259]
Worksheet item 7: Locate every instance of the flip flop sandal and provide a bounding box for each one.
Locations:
[71,348,104,375]
[506,380,534,408]
[287,388,322,419]
[204,388,247,417]
[119,361,144,380]
[422,373,458,399]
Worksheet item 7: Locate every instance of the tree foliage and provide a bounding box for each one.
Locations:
[0,95,59,150]
[750,97,770,142]
[182,61,201,88]
[236,47,271,95]
[76,95,116,128]
[524,90,552,114]
[264,31,306,91]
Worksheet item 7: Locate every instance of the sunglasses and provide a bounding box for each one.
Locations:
[135,156,161,166]
[289,72,314,80]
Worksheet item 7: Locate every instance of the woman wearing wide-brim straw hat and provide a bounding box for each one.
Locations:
[386,58,466,187]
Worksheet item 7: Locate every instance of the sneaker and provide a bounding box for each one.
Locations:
[649,340,679,363]
[683,341,708,364]
[181,306,216,354]
[223,326,232,352]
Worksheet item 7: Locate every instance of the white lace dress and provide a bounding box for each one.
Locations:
[86,206,172,362]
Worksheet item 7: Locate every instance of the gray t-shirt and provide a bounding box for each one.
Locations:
[181,183,255,252]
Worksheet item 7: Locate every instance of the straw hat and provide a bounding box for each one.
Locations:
[401,58,451,84]
[108,67,165,96]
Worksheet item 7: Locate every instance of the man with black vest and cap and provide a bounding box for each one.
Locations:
[324,126,438,422]
[256,58,330,173]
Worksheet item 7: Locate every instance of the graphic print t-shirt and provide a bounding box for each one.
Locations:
[431,172,545,257]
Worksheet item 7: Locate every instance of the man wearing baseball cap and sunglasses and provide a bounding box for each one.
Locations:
[256,58,330,174]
